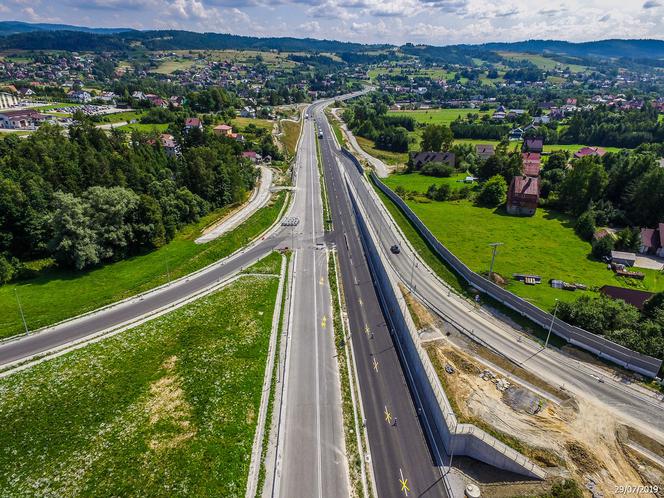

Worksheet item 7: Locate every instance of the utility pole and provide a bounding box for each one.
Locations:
[488,242,503,282]
[545,299,560,349]
[14,288,29,335]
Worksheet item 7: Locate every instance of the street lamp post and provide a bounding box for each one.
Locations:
[14,288,29,335]
[488,242,503,282]
[545,299,560,349]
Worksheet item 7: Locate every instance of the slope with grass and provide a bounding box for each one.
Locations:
[0,255,282,496]
[388,108,487,126]
[0,192,286,340]
[385,197,664,310]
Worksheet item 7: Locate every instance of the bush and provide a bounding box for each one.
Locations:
[425,183,452,201]
[476,175,507,207]
[421,162,454,178]
[0,255,16,284]
[591,235,614,260]
[546,479,583,498]
[575,210,596,241]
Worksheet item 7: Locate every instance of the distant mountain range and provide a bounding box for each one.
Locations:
[0,21,135,36]
[1,21,663,61]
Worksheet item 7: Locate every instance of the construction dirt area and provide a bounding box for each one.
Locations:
[402,290,664,498]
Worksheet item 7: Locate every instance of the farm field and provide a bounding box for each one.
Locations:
[0,254,282,496]
[383,171,475,193]
[0,192,286,340]
[386,195,664,310]
[150,58,199,74]
[497,51,589,73]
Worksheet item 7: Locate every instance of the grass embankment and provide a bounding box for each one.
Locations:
[329,250,369,498]
[325,110,346,147]
[355,136,408,165]
[0,256,281,496]
[280,119,301,158]
[95,110,145,124]
[0,192,287,340]
[375,176,664,310]
[232,117,273,132]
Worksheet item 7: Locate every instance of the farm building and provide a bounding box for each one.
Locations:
[599,286,655,310]
[522,152,541,177]
[610,250,637,267]
[506,176,539,216]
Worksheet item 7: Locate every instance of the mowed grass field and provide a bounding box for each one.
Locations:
[0,254,282,496]
[0,192,286,340]
[388,108,487,126]
[382,188,664,309]
[383,172,475,193]
[280,119,301,157]
[232,117,273,132]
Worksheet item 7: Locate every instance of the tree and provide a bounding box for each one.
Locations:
[84,186,140,261]
[477,175,507,207]
[0,255,16,284]
[574,210,596,241]
[591,235,615,260]
[426,183,451,201]
[420,124,453,152]
[49,192,99,270]
[558,157,608,215]
[421,162,454,177]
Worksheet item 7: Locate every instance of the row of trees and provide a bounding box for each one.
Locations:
[0,121,258,281]
[557,292,664,360]
[342,96,416,153]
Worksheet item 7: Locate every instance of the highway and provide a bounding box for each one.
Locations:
[315,101,448,497]
[326,104,664,443]
[274,108,349,497]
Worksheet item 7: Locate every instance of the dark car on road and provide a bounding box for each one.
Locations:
[390,244,400,254]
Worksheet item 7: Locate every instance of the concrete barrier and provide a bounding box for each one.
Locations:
[359,164,662,378]
[346,175,547,481]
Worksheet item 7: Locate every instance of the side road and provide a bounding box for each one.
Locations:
[196,166,274,244]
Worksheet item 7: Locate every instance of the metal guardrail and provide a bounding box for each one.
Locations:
[357,161,662,378]
[347,175,546,481]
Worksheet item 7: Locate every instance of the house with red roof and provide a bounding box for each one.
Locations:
[184,117,202,130]
[241,151,261,163]
[574,146,606,159]
[639,224,664,257]
[522,152,541,177]
[507,176,539,216]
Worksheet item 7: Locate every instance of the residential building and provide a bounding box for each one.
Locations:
[639,224,664,257]
[574,146,607,159]
[475,144,495,161]
[213,124,233,137]
[240,106,256,118]
[410,151,455,169]
[160,134,179,157]
[69,90,91,103]
[242,150,261,163]
[506,176,539,216]
[0,92,19,109]
[184,117,203,130]
[509,127,524,141]
[522,137,544,153]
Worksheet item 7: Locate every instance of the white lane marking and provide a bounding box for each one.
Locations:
[310,116,324,498]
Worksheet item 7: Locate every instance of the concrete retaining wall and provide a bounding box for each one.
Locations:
[359,163,662,378]
[346,175,546,480]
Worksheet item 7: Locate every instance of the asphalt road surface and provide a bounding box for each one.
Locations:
[316,102,448,498]
[327,100,664,443]
[275,109,349,498]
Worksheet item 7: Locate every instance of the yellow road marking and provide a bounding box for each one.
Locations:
[384,406,392,424]
[399,468,410,496]
[364,324,370,336]
[319,276,324,285]
[321,315,327,329]
[373,357,379,372]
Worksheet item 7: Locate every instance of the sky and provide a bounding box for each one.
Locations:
[1,0,664,46]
